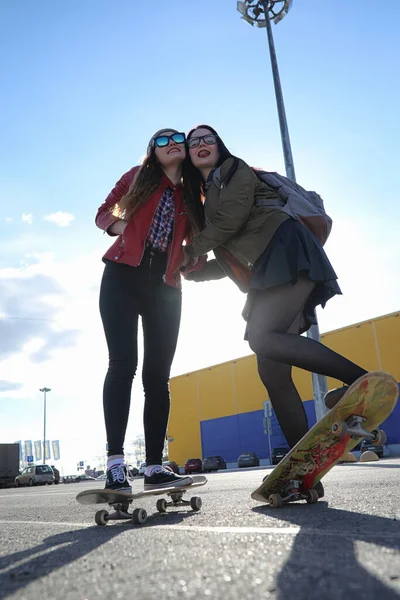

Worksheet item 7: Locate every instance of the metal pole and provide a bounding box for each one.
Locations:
[40,387,51,463]
[263,2,296,180]
[262,1,328,420]
[43,390,46,464]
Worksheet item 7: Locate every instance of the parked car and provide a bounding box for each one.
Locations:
[15,464,55,487]
[271,447,289,466]
[51,465,61,484]
[361,439,384,458]
[96,473,107,481]
[74,474,96,482]
[128,466,139,477]
[162,461,179,474]
[139,462,146,476]
[184,458,202,474]
[237,452,259,468]
[202,456,227,472]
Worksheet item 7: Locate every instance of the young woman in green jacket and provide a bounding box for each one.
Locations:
[184,125,367,469]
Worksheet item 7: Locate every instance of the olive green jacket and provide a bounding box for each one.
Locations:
[185,157,289,291]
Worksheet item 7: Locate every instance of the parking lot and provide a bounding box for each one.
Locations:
[1,460,400,600]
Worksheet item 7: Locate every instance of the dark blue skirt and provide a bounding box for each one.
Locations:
[246,218,341,334]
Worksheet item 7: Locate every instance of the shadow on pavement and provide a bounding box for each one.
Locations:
[252,503,400,599]
[0,509,195,599]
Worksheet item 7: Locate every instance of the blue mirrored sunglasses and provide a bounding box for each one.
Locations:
[154,132,186,148]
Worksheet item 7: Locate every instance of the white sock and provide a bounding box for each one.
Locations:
[107,455,124,469]
[145,464,163,477]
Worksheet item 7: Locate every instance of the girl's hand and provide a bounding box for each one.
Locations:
[109,220,127,235]
[180,247,199,271]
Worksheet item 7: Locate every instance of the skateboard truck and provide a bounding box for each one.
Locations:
[95,501,148,526]
[94,489,203,526]
[156,490,202,513]
[331,415,387,445]
[268,480,319,508]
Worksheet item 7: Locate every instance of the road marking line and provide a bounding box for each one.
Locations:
[0,521,399,539]
[0,520,91,528]
[0,492,76,499]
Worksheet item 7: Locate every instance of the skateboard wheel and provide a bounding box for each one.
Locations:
[95,510,109,526]
[305,489,319,504]
[268,493,283,508]
[156,498,167,513]
[332,421,348,439]
[190,496,202,511]
[132,508,147,525]
[371,429,387,445]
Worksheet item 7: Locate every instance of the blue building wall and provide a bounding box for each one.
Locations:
[200,388,400,461]
[381,385,400,445]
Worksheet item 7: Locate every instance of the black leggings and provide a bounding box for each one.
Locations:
[99,253,181,464]
[247,274,367,448]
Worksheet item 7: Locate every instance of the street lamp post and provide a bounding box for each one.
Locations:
[39,387,51,463]
[237,0,328,420]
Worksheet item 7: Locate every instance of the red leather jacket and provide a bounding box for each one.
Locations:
[96,167,194,289]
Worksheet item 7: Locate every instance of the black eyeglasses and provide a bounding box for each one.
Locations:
[187,134,218,148]
[154,132,186,148]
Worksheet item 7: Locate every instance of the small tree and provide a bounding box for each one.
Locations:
[132,434,146,464]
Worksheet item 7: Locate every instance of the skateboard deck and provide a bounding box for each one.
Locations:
[251,371,398,507]
[77,475,207,525]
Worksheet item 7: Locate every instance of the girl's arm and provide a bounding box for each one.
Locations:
[95,166,139,235]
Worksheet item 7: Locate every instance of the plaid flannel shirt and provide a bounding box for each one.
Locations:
[147,187,175,251]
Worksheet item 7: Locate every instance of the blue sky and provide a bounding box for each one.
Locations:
[1,0,399,472]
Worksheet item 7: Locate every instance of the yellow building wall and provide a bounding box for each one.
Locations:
[233,356,266,413]
[168,373,201,466]
[373,314,400,379]
[198,363,236,420]
[169,311,399,466]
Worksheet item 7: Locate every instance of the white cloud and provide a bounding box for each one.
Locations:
[44,211,75,227]
[5,217,12,223]
[21,213,33,224]
[0,380,22,392]
[0,265,80,363]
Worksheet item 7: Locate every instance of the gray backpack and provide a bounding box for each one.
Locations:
[213,165,332,246]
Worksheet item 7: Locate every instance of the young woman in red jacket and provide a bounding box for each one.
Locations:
[96,128,203,493]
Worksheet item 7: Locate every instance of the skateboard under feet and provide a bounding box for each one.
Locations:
[76,475,208,526]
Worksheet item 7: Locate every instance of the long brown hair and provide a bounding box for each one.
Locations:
[114,152,163,221]
[113,142,204,234]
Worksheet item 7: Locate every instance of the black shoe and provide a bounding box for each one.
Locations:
[105,463,132,494]
[324,385,348,409]
[144,467,193,490]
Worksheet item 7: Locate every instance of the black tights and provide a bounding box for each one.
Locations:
[247,275,367,448]
[99,256,181,464]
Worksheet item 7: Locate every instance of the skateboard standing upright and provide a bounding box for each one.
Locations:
[251,371,398,508]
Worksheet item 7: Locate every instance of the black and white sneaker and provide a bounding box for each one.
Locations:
[144,467,193,491]
[105,463,132,494]
[324,385,348,409]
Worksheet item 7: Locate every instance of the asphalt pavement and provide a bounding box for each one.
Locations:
[1,460,399,600]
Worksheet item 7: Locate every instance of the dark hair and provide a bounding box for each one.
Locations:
[114,139,204,235]
[184,125,239,212]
